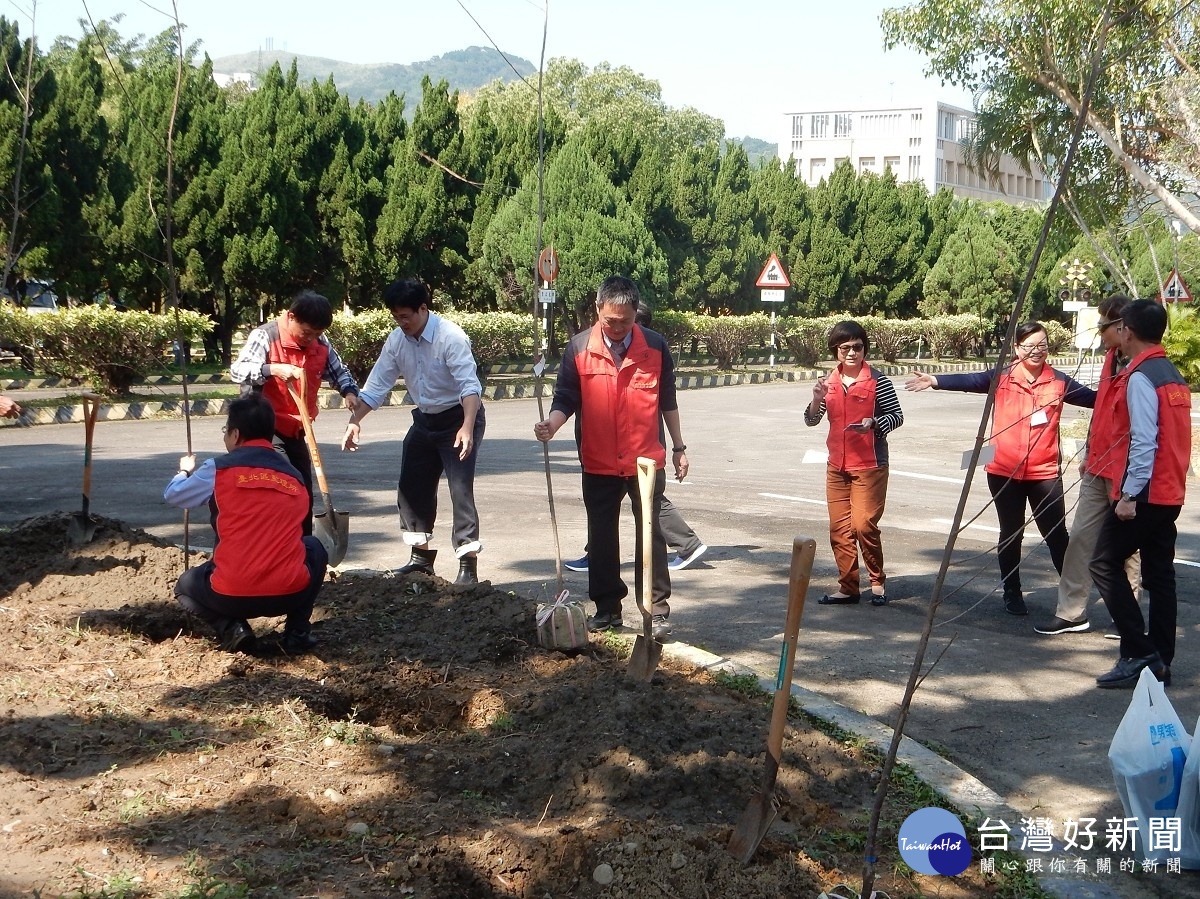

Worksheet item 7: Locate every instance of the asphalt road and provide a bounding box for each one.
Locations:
[4,375,1200,897]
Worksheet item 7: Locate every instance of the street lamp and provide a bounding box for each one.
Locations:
[1169,218,1184,300]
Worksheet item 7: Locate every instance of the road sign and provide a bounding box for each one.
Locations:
[1161,268,1192,303]
[538,288,557,306]
[537,247,559,284]
[755,253,790,288]
[760,289,786,303]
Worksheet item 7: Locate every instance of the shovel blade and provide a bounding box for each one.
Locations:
[625,634,662,681]
[315,509,349,567]
[727,789,780,864]
[68,513,97,546]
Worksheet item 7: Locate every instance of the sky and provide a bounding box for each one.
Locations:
[17,0,972,141]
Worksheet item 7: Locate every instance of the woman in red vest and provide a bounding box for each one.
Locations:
[805,321,905,605]
[906,322,1096,616]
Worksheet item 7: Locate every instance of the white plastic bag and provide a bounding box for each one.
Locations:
[1176,716,1200,868]
[1109,667,1191,863]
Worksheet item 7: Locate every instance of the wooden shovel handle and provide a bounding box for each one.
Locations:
[286,378,331,495]
[764,536,817,767]
[635,456,657,623]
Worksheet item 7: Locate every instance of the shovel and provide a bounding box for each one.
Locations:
[727,534,816,864]
[68,392,103,545]
[627,456,663,681]
[287,379,349,566]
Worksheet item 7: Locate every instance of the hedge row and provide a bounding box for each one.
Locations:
[1,306,1082,393]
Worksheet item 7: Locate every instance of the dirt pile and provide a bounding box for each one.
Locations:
[0,514,999,897]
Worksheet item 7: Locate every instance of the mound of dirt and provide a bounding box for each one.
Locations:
[0,514,998,898]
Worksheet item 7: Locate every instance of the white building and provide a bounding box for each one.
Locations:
[781,101,1049,205]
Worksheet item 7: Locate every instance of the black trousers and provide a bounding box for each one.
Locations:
[398,404,485,552]
[986,473,1069,592]
[1092,502,1180,665]
[582,493,702,556]
[175,536,328,631]
[276,432,314,537]
[583,468,671,618]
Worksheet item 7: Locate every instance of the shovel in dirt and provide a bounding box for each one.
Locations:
[727,534,816,864]
[626,456,663,682]
[68,392,103,545]
[287,380,349,566]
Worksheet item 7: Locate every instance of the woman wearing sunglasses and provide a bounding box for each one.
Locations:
[805,320,905,606]
[906,322,1096,616]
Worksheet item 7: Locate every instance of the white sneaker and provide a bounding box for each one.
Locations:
[668,544,708,571]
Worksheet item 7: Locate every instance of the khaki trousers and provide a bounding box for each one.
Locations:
[826,465,889,596]
[1055,470,1140,621]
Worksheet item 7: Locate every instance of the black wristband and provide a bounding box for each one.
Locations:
[672,445,686,453]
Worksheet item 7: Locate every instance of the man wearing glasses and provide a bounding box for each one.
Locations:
[1092,299,1191,688]
[1036,295,1142,635]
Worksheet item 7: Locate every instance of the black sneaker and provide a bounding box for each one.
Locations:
[1034,616,1089,635]
[587,611,622,630]
[1003,589,1028,616]
[280,630,319,655]
[651,614,672,640]
[220,619,257,653]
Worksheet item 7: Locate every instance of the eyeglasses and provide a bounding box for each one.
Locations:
[1097,320,1119,332]
[836,342,865,354]
[1017,342,1049,354]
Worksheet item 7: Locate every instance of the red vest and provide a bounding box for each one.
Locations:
[987,365,1068,480]
[1084,348,1128,481]
[824,364,885,470]
[575,325,667,477]
[1107,346,1191,506]
[210,440,311,596]
[258,318,330,439]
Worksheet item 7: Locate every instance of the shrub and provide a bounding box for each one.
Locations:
[647,310,694,356]
[1041,320,1073,354]
[921,314,986,361]
[325,309,394,384]
[446,311,536,379]
[0,304,41,370]
[1165,303,1200,388]
[860,317,922,363]
[776,316,838,366]
[31,306,212,394]
[694,312,772,370]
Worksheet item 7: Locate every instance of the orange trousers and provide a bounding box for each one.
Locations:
[825,465,889,596]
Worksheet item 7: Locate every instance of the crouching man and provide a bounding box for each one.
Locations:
[164,393,328,654]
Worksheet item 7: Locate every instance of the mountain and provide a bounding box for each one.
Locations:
[210,45,535,106]
[210,45,777,150]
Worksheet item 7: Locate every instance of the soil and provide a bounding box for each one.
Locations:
[0,514,1007,899]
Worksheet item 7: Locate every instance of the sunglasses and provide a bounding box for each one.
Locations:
[1097,320,1120,332]
[836,342,865,353]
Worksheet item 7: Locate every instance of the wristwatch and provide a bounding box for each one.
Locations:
[1120,493,1137,503]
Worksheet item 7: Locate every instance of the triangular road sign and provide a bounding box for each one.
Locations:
[756,253,790,288]
[1162,268,1192,303]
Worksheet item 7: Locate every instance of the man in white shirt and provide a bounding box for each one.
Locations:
[341,279,485,584]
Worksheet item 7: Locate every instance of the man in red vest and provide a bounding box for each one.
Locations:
[231,291,361,536]
[533,276,690,640]
[1092,299,1192,688]
[164,393,328,654]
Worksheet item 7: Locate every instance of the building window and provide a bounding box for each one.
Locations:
[810,157,827,181]
[811,114,829,138]
[884,156,900,172]
[909,136,921,147]
[935,158,943,181]
[940,111,957,140]
[834,156,849,169]
[944,160,954,184]
[957,118,977,143]
[792,115,803,139]
[911,112,922,133]
[859,156,876,172]
[791,140,802,158]
[908,155,921,180]
[834,113,853,137]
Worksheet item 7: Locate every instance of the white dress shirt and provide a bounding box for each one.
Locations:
[358,312,482,413]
